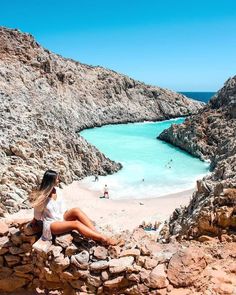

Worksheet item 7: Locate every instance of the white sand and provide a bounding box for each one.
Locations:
[4,181,194,234]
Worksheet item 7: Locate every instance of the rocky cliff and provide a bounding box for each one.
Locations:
[0,27,202,215]
[159,77,236,239]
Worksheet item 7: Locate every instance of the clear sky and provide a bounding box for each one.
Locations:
[1,0,236,91]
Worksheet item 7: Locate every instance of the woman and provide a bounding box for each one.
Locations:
[30,169,115,245]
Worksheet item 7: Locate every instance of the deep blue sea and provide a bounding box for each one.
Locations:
[180,92,215,103]
[80,118,209,200]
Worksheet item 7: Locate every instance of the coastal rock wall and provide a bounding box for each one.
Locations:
[159,77,236,239]
[0,219,235,295]
[0,27,203,215]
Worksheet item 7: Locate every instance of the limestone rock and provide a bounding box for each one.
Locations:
[103,275,129,289]
[0,276,26,292]
[71,250,89,269]
[109,256,134,273]
[32,238,52,254]
[0,222,9,235]
[90,260,108,271]
[93,246,108,260]
[159,76,236,239]
[0,236,10,248]
[144,264,168,289]
[167,247,207,287]
[55,234,73,248]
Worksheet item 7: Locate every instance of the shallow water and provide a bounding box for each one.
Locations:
[80,118,209,199]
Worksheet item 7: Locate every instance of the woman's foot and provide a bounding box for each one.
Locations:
[101,236,117,246]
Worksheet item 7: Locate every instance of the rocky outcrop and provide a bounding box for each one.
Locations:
[0,220,236,294]
[0,27,203,215]
[159,76,236,239]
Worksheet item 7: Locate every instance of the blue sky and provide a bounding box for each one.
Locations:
[1,0,236,91]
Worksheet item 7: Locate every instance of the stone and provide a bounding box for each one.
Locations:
[120,248,141,257]
[0,236,11,248]
[101,270,109,281]
[144,264,168,289]
[90,260,109,271]
[43,267,61,282]
[4,254,21,267]
[144,257,158,269]
[24,221,43,235]
[124,284,150,295]
[0,221,9,235]
[55,233,73,248]
[0,247,9,255]
[74,269,90,279]
[103,275,129,289]
[14,263,34,273]
[69,279,85,289]
[71,250,89,269]
[14,271,34,280]
[0,267,13,279]
[167,247,207,287]
[137,255,147,267]
[126,272,140,283]
[109,256,134,273]
[65,243,78,256]
[168,288,192,295]
[108,245,121,258]
[87,274,102,287]
[140,268,151,282]
[93,245,108,260]
[51,254,70,272]
[49,245,63,257]
[198,235,217,242]
[0,256,3,267]
[0,276,26,292]
[10,229,22,246]
[20,242,31,252]
[32,238,52,254]
[9,246,24,255]
[140,240,162,256]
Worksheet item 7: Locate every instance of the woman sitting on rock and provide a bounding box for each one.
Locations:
[29,169,115,245]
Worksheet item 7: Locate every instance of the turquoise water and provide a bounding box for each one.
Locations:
[80,118,209,199]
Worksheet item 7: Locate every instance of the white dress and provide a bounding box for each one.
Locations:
[34,187,67,241]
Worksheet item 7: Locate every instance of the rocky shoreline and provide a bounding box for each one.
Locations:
[158,76,236,240]
[0,27,202,215]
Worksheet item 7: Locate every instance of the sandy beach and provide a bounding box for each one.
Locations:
[4,181,194,234]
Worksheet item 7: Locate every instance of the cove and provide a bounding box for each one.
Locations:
[80,118,209,199]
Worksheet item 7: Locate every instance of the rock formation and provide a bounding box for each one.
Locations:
[0,219,235,294]
[0,27,202,215]
[159,76,236,240]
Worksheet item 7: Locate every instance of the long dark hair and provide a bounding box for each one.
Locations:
[29,169,58,210]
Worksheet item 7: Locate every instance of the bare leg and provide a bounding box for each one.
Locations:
[64,208,97,231]
[50,220,112,244]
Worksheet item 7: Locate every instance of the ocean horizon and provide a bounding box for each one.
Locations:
[179,91,216,103]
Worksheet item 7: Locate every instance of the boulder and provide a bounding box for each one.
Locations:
[144,264,168,289]
[71,250,90,269]
[167,247,207,287]
[109,256,134,273]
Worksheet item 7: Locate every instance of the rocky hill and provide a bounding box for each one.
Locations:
[0,27,202,215]
[159,76,236,240]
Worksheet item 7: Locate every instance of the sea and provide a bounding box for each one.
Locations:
[180,92,215,103]
[80,93,213,200]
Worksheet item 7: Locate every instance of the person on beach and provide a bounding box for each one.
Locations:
[29,170,116,245]
[103,184,109,199]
